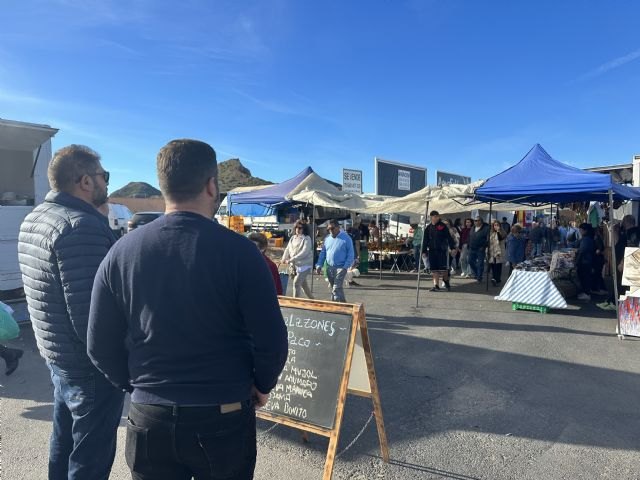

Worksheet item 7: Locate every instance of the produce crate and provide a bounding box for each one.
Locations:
[512,302,548,314]
[268,237,284,248]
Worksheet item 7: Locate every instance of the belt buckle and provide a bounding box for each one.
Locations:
[220,402,242,414]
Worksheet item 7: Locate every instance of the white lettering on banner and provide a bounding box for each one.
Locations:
[398,170,411,191]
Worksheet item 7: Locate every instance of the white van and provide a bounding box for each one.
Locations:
[108,203,133,237]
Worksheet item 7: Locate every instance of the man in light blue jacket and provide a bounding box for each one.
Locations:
[315,219,355,302]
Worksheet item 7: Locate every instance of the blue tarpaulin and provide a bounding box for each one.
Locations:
[475,144,640,203]
[230,167,314,205]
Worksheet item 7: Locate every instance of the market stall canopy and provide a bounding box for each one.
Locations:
[230,166,314,205]
[362,181,483,215]
[286,172,376,211]
[474,144,640,204]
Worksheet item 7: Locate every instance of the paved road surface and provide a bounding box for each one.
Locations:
[2,273,639,479]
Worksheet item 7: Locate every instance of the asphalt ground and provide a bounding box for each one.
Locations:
[2,271,639,480]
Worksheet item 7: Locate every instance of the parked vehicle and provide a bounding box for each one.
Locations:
[108,203,133,237]
[0,119,58,295]
[127,211,163,232]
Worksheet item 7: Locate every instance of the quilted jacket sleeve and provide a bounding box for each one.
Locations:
[53,219,113,345]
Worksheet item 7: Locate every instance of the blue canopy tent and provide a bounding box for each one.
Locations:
[474,144,640,333]
[475,144,640,204]
[229,166,314,209]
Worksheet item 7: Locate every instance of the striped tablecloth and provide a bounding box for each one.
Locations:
[495,270,567,309]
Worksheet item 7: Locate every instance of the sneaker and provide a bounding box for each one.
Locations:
[577,293,591,301]
[444,280,451,291]
[491,278,497,286]
[429,286,440,292]
[460,273,468,278]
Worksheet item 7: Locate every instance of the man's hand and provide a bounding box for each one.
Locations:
[251,385,269,410]
[315,266,322,275]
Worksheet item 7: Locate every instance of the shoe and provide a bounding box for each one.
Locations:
[460,273,467,278]
[0,346,23,376]
[410,269,417,273]
[577,293,591,301]
[491,278,497,286]
[444,280,451,291]
[348,280,360,286]
[429,286,440,292]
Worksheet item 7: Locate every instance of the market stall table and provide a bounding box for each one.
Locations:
[495,270,567,312]
[368,250,413,273]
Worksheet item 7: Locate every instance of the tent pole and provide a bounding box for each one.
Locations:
[378,214,382,281]
[487,202,493,291]
[311,207,315,294]
[416,201,429,308]
[609,189,621,338]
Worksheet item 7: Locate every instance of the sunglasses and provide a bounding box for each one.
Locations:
[89,170,110,184]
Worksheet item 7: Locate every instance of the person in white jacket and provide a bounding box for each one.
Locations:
[281,220,315,298]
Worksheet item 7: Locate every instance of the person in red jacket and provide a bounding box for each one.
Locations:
[248,232,283,295]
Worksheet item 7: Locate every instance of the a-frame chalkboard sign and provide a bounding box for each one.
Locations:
[257,297,389,480]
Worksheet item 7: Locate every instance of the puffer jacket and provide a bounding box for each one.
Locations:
[18,191,116,370]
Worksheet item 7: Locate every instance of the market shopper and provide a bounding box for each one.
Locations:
[249,232,284,295]
[282,220,315,298]
[443,219,460,274]
[576,223,596,301]
[500,217,511,235]
[422,211,456,292]
[410,223,426,272]
[459,218,473,277]
[489,220,507,285]
[529,221,544,257]
[17,145,124,480]
[592,226,607,295]
[0,344,22,375]
[316,219,355,302]
[87,139,288,480]
[468,216,490,282]
[506,224,527,274]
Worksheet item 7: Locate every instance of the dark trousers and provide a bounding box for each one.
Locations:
[48,363,125,480]
[126,401,257,480]
[468,248,486,280]
[491,262,503,283]
[577,263,592,294]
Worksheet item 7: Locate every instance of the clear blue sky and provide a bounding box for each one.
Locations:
[2,0,639,193]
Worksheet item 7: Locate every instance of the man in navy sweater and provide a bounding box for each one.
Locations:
[87,139,288,480]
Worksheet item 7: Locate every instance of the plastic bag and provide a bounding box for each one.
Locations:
[0,306,19,341]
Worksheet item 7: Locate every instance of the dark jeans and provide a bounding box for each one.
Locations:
[126,401,257,480]
[491,262,503,283]
[577,263,592,294]
[468,248,486,280]
[48,363,125,480]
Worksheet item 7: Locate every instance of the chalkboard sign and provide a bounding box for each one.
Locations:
[257,297,389,480]
[261,307,354,429]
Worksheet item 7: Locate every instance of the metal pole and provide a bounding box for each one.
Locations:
[378,214,382,280]
[416,201,430,307]
[609,189,621,337]
[311,204,315,294]
[486,202,493,291]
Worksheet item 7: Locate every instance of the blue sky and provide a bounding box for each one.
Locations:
[1,0,639,193]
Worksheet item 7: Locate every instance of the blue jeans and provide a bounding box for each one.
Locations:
[326,266,348,302]
[468,248,485,280]
[48,363,125,480]
[532,243,543,257]
[125,402,256,479]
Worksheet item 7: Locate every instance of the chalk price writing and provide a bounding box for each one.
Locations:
[283,313,336,337]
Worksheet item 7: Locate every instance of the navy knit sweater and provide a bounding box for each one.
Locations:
[87,212,288,405]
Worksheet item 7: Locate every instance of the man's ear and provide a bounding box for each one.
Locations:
[78,174,93,192]
[206,177,218,198]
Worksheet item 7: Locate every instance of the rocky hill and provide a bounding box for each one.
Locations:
[218,158,272,192]
[109,182,161,198]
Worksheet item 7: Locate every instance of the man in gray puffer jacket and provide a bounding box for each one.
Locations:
[18,145,124,480]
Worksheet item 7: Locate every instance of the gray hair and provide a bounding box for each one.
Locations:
[48,145,101,193]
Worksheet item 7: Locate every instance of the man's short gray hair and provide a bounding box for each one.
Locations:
[48,145,101,193]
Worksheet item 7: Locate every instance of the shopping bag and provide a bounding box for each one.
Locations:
[0,306,19,341]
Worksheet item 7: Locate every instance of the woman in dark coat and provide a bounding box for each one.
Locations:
[422,210,456,291]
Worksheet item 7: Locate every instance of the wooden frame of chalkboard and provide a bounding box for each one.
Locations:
[257,297,389,480]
